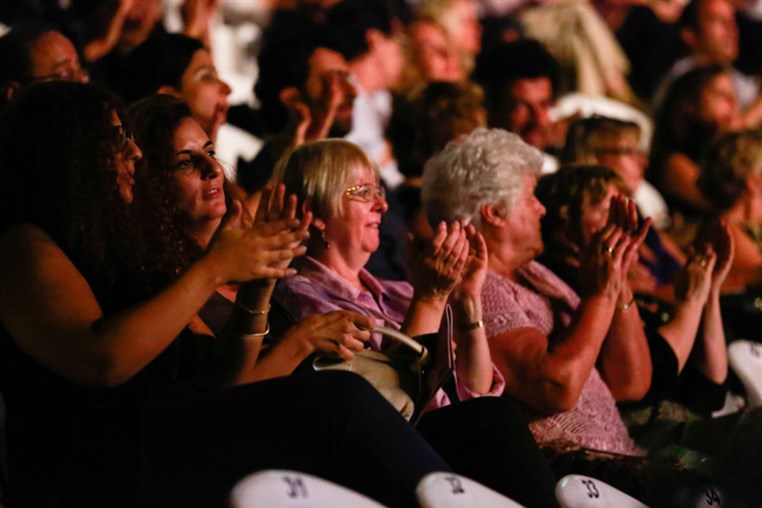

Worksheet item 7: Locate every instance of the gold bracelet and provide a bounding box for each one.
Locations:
[240,322,270,338]
[617,297,635,312]
[236,302,271,316]
[458,319,484,331]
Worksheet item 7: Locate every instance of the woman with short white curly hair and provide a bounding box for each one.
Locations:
[423,126,543,228]
[422,127,653,457]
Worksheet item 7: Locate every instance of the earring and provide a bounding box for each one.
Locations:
[320,229,330,249]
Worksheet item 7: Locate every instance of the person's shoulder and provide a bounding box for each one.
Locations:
[0,224,58,261]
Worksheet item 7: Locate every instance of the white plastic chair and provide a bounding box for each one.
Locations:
[555,474,649,508]
[230,469,385,508]
[416,472,524,508]
[728,340,762,408]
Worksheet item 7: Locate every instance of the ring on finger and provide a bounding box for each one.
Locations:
[604,244,614,255]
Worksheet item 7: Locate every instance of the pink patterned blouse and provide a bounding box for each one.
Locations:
[482,261,643,456]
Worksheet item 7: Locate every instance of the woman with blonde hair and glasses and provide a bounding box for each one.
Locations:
[272,138,558,507]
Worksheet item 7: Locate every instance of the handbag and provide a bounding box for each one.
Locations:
[312,326,430,421]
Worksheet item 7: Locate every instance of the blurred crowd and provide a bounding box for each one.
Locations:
[0,0,760,507]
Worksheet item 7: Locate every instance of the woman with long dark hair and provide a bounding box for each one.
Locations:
[0,81,452,508]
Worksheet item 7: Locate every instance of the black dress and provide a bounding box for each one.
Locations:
[0,325,453,508]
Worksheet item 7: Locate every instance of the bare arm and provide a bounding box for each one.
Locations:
[488,223,636,413]
[691,222,734,384]
[242,311,374,383]
[488,291,617,414]
[0,202,306,388]
[661,153,715,213]
[597,197,652,401]
[449,226,493,394]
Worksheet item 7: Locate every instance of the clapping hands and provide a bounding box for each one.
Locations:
[578,195,650,299]
[208,184,311,284]
[406,221,470,302]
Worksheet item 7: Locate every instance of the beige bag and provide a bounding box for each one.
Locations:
[312,326,429,421]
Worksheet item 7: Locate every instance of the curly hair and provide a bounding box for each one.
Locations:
[127,94,208,270]
[421,127,542,228]
[698,129,762,211]
[0,81,165,308]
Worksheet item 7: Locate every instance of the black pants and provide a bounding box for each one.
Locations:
[139,371,451,508]
[417,396,559,507]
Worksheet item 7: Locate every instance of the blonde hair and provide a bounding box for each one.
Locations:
[271,139,380,218]
[562,116,642,165]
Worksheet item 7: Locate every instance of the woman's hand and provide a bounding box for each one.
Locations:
[207,199,310,284]
[608,195,652,278]
[578,225,630,299]
[282,310,374,360]
[451,225,488,300]
[704,220,735,292]
[450,224,488,320]
[674,245,716,305]
[407,221,470,303]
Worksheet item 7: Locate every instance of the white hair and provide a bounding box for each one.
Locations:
[421,127,543,228]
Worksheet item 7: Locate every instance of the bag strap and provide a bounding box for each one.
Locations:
[373,326,429,365]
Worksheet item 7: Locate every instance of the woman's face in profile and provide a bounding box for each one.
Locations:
[112,112,142,204]
[171,117,227,224]
[175,49,232,143]
[695,72,740,132]
[578,184,619,247]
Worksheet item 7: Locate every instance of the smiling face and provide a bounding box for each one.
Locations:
[171,117,226,225]
[321,163,388,264]
[499,77,553,150]
[173,49,231,142]
[112,112,142,203]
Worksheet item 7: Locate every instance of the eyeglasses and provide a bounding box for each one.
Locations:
[28,66,90,84]
[344,183,386,202]
[113,125,136,152]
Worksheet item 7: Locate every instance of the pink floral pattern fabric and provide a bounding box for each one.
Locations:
[482,261,643,456]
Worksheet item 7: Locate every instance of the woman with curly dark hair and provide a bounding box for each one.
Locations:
[0,82,453,508]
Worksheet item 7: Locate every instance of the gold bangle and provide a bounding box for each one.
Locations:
[240,322,270,338]
[236,302,271,316]
[617,297,635,312]
[458,319,484,331]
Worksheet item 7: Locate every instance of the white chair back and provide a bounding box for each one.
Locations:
[555,474,649,508]
[728,340,762,408]
[230,469,385,508]
[416,472,524,508]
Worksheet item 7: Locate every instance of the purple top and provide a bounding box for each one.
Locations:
[482,261,643,456]
[274,256,505,410]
